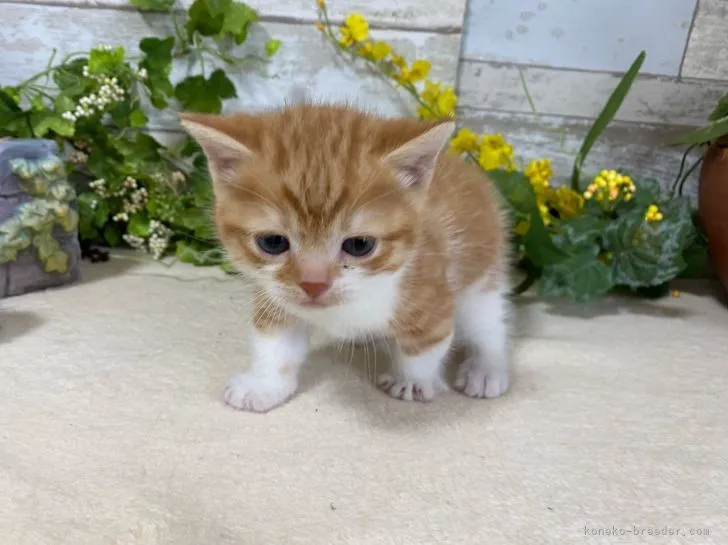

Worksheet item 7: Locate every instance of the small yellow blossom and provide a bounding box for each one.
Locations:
[316,21,325,31]
[316,0,325,7]
[538,203,551,225]
[339,13,369,46]
[417,82,457,120]
[390,54,407,68]
[476,134,515,171]
[585,169,635,203]
[644,204,664,223]
[549,186,584,220]
[450,128,480,154]
[514,220,530,236]
[357,41,392,61]
[525,158,553,189]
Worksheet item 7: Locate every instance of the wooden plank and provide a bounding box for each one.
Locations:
[457,108,703,199]
[0,3,462,128]
[1,0,468,30]
[461,0,696,76]
[458,61,724,127]
[682,0,728,79]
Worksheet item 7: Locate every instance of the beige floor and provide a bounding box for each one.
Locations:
[1,254,727,545]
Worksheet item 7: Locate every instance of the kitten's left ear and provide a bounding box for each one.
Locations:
[179,112,252,188]
[384,121,455,189]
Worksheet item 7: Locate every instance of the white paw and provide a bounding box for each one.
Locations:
[223,372,297,413]
[455,357,509,398]
[376,373,448,402]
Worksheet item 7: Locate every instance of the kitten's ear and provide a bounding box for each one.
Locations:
[384,121,455,189]
[179,112,252,187]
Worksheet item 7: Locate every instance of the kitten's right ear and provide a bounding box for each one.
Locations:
[179,112,252,187]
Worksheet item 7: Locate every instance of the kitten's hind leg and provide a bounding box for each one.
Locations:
[454,286,511,398]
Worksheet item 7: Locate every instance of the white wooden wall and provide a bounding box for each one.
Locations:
[2,0,726,196]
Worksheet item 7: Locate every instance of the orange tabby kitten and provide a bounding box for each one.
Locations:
[180,103,510,412]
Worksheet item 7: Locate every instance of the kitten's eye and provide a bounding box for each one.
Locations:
[342,237,376,257]
[256,235,290,255]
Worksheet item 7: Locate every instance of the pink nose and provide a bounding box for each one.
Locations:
[299,282,330,299]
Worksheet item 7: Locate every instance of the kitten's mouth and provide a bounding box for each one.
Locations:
[299,300,333,309]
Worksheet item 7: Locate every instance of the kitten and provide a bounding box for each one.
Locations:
[180,103,511,413]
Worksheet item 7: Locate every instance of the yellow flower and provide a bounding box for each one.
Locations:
[450,128,480,154]
[316,21,325,31]
[316,0,325,7]
[514,220,530,236]
[370,41,391,61]
[390,54,407,68]
[417,81,457,120]
[549,186,584,220]
[339,13,368,46]
[475,133,515,171]
[410,60,431,81]
[538,203,551,226]
[644,204,664,222]
[435,87,457,117]
[525,158,553,188]
[587,169,635,202]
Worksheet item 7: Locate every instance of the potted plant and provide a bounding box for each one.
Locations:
[0,138,82,297]
[672,93,728,291]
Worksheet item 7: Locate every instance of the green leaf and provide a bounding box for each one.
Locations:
[127,212,151,237]
[129,0,175,11]
[88,46,125,75]
[669,114,728,146]
[139,37,175,109]
[30,111,75,138]
[104,224,123,247]
[602,198,695,288]
[552,215,607,254]
[53,67,86,96]
[571,51,645,189]
[0,89,24,128]
[265,38,282,56]
[176,239,226,266]
[488,169,538,215]
[221,2,259,44]
[129,108,149,127]
[540,252,614,302]
[54,94,76,114]
[187,0,228,37]
[174,70,236,113]
[709,93,728,122]
[522,209,570,267]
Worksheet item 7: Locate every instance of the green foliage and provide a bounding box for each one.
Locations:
[570,51,645,189]
[1,0,278,268]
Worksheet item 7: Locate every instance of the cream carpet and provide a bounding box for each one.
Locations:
[1,254,727,545]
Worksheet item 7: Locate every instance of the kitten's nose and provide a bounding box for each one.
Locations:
[299,281,330,300]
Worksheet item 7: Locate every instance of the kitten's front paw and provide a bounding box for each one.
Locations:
[223,372,297,412]
[454,357,509,398]
[376,373,448,402]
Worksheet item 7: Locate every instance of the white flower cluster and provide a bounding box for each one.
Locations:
[122,234,147,251]
[112,180,149,222]
[61,69,125,123]
[69,150,88,164]
[135,67,148,80]
[171,171,186,184]
[89,178,108,198]
[148,220,173,260]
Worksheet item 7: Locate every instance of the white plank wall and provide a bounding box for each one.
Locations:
[1,0,727,199]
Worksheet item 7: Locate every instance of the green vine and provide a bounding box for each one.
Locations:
[0,0,280,268]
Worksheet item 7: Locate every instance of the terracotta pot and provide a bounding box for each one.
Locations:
[698,136,728,292]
